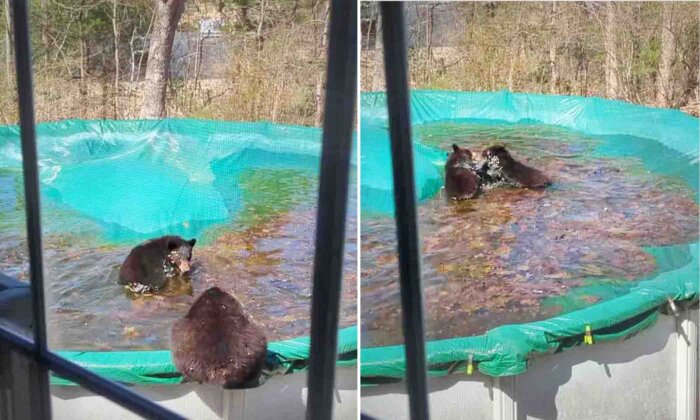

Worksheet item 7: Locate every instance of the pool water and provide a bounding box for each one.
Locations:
[361,121,698,347]
[0,163,357,350]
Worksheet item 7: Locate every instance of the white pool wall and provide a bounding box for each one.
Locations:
[361,309,698,420]
[49,366,357,420]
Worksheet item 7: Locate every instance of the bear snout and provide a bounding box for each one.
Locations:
[178,260,191,273]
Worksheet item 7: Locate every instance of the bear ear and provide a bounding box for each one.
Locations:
[452,144,460,153]
[167,239,179,251]
[188,238,197,247]
[464,149,473,159]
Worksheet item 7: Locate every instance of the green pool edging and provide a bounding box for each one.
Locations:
[52,325,357,386]
[360,90,699,382]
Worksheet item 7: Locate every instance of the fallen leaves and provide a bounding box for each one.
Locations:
[362,126,699,346]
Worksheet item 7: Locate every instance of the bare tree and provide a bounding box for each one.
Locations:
[140,0,186,118]
[112,0,121,117]
[507,5,523,92]
[656,2,675,107]
[78,14,88,117]
[4,0,12,85]
[548,2,558,94]
[371,8,384,92]
[603,2,621,99]
[40,0,49,67]
[232,0,254,31]
[313,0,329,127]
[256,0,266,50]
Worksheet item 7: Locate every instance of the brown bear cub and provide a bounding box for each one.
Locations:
[481,145,552,189]
[445,144,481,200]
[118,236,196,293]
[171,287,268,388]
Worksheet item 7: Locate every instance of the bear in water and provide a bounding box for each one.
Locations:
[171,287,268,388]
[118,236,196,293]
[480,145,552,189]
[445,144,481,200]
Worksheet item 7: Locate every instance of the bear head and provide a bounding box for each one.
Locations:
[165,237,196,274]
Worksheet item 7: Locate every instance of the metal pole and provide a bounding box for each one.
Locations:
[380,2,430,419]
[306,0,357,418]
[12,0,51,417]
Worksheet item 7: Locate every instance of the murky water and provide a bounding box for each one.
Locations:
[0,166,357,350]
[361,121,699,347]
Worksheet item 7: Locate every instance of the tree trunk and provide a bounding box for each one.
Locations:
[364,6,374,50]
[371,11,384,92]
[79,18,88,117]
[4,0,12,85]
[603,3,621,99]
[508,10,522,92]
[129,28,137,82]
[233,4,253,31]
[256,0,266,50]
[40,0,48,67]
[311,0,319,20]
[507,56,514,92]
[112,0,120,118]
[140,0,186,119]
[548,2,558,94]
[291,0,298,20]
[656,2,674,107]
[425,4,436,84]
[101,56,109,118]
[313,0,329,127]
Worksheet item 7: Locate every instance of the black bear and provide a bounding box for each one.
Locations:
[445,143,481,200]
[118,236,196,293]
[171,287,268,388]
[480,145,552,189]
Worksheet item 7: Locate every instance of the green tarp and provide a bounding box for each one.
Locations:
[360,90,699,382]
[53,325,357,386]
[0,118,356,243]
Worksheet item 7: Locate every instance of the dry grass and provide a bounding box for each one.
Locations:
[0,18,325,126]
[361,2,699,112]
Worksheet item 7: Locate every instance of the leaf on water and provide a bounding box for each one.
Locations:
[123,326,139,338]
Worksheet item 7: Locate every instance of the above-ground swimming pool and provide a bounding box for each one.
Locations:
[360,90,698,380]
[0,119,357,359]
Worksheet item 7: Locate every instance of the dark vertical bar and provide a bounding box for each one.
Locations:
[12,0,52,417]
[305,0,357,418]
[380,2,430,420]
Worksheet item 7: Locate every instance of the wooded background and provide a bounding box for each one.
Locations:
[362,2,699,115]
[2,2,697,125]
[0,0,330,125]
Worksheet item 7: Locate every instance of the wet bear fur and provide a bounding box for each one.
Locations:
[171,287,268,389]
[118,235,196,293]
[480,145,552,189]
[445,144,481,200]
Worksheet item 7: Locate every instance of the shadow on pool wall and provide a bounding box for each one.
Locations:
[359,90,699,381]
